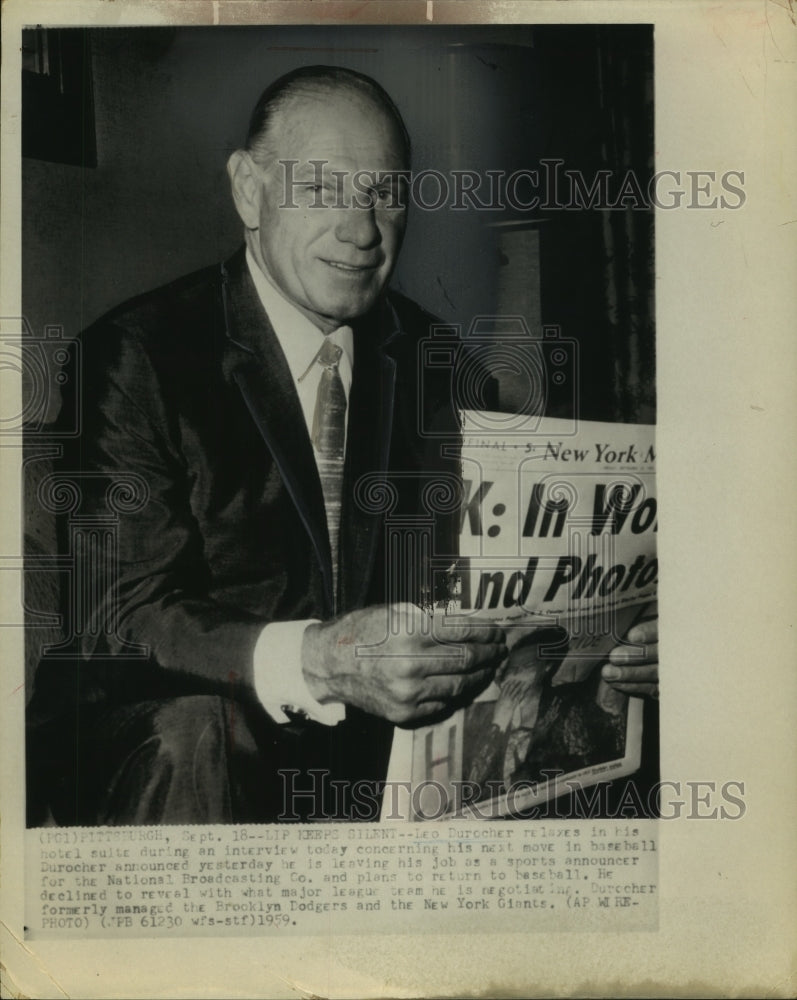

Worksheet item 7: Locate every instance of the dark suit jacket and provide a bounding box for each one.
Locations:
[29,248,465,784]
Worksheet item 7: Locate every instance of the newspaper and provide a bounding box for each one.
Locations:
[386,413,656,819]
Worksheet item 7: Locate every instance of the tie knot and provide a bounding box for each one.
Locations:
[318,338,343,369]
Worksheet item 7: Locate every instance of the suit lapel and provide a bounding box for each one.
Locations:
[219,249,405,616]
[220,250,334,611]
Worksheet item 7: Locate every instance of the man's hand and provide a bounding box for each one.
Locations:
[302,603,507,725]
[602,615,659,699]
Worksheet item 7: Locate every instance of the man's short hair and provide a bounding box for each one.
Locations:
[245,64,411,168]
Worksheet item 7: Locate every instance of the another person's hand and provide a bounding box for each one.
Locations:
[302,603,507,724]
[602,614,659,699]
[492,678,525,731]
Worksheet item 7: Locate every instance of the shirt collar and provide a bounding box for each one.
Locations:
[245,248,353,384]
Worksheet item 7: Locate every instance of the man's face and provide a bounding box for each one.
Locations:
[250,88,408,333]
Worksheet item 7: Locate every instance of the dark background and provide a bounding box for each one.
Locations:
[22,24,654,424]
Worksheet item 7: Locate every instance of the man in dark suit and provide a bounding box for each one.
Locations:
[27,66,508,825]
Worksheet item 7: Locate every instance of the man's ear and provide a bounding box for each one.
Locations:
[227,150,262,230]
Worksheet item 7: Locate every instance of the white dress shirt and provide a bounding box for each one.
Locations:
[247,249,349,726]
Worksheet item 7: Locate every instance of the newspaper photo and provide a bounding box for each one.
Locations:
[387,411,655,820]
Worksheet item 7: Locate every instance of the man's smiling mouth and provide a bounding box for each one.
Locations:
[322,259,378,272]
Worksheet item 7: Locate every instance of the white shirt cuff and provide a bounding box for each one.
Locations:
[254,620,346,726]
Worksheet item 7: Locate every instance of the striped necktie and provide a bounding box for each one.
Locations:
[311,337,346,597]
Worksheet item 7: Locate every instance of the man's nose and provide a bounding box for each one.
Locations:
[333,205,381,250]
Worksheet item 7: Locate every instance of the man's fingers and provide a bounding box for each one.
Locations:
[605,616,659,664]
[388,697,449,725]
[392,603,505,645]
[425,641,507,675]
[411,701,449,721]
[625,618,658,645]
[419,666,496,705]
[602,663,658,685]
[433,622,507,645]
[601,656,659,699]
[609,641,659,665]
[605,681,659,699]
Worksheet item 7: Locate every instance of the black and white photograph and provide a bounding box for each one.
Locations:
[21,22,659,829]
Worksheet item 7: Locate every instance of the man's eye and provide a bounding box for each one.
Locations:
[372,187,404,208]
